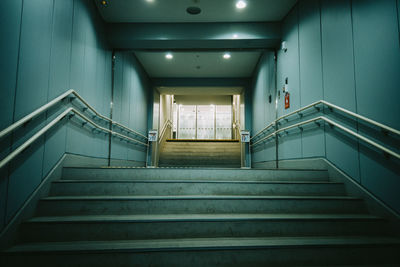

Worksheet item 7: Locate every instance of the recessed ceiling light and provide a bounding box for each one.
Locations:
[187,6,202,15]
[223,53,231,59]
[165,53,173,59]
[100,0,108,7]
[233,34,238,39]
[236,0,247,9]
[145,0,155,3]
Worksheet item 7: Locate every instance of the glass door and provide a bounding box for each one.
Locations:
[197,105,215,139]
[216,105,232,139]
[178,105,196,139]
[176,104,233,140]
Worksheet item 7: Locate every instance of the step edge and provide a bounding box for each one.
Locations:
[5,236,400,254]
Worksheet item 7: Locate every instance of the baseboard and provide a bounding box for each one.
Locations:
[253,157,400,234]
[252,157,327,170]
[0,154,67,250]
[0,153,145,250]
[321,158,400,224]
[110,158,145,167]
[64,153,145,168]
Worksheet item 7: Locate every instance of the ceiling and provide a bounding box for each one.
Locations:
[96,0,298,23]
[157,86,243,95]
[135,51,261,78]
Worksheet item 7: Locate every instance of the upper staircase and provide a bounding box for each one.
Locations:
[1,166,400,266]
[159,139,241,168]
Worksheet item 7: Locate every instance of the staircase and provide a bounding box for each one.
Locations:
[159,140,241,168]
[2,167,400,266]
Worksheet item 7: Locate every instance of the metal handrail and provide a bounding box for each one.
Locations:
[251,100,400,141]
[234,121,241,140]
[250,116,400,160]
[0,107,148,170]
[0,89,148,141]
[158,119,172,142]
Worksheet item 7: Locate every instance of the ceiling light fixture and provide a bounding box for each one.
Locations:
[146,0,155,3]
[186,6,202,15]
[233,34,238,39]
[100,0,108,7]
[223,53,231,59]
[236,0,247,9]
[165,53,173,59]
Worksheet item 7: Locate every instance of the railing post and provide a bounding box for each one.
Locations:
[275,122,279,169]
[146,129,158,168]
[240,130,251,168]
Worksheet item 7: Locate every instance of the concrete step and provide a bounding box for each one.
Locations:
[158,164,242,168]
[157,162,241,168]
[62,167,329,181]
[158,158,240,163]
[158,154,240,159]
[161,145,240,149]
[50,180,346,197]
[36,195,366,216]
[161,149,240,152]
[4,237,400,266]
[161,143,240,147]
[160,149,240,153]
[159,142,241,167]
[160,154,240,158]
[20,214,388,242]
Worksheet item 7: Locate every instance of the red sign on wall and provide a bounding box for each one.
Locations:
[285,92,290,109]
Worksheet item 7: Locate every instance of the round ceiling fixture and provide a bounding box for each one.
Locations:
[100,0,108,7]
[165,53,173,59]
[236,0,247,9]
[223,53,231,59]
[186,6,202,15]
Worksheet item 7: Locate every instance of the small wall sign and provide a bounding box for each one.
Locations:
[240,130,250,143]
[148,130,158,142]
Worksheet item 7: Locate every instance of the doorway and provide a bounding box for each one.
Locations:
[176,104,233,140]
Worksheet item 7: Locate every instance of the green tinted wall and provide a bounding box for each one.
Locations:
[251,0,400,213]
[0,0,149,232]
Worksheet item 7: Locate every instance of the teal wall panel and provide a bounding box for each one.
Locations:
[277,5,302,160]
[299,0,323,105]
[298,0,325,158]
[43,0,73,175]
[398,0,400,35]
[0,0,23,229]
[66,0,89,157]
[359,145,400,213]
[351,0,400,212]
[111,52,149,162]
[352,0,400,129]
[7,0,54,222]
[321,0,355,110]
[0,0,126,232]
[321,0,360,181]
[7,139,44,222]
[14,0,53,120]
[251,0,399,212]
[65,0,112,160]
[251,52,276,164]
[0,0,21,129]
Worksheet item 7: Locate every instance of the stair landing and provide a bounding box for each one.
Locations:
[159,139,241,168]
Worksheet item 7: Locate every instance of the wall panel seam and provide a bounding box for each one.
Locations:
[350,0,362,185]
[42,0,56,180]
[5,0,26,228]
[320,0,327,159]
[65,0,76,153]
[297,3,303,158]
[397,0,400,46]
